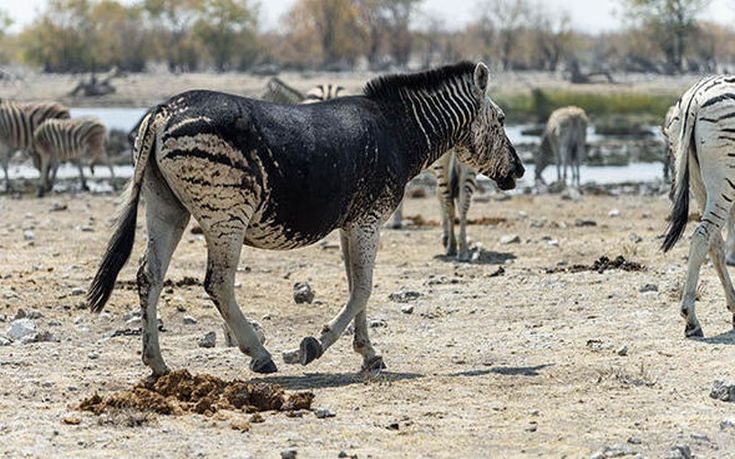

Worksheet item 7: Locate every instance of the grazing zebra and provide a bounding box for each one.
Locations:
[87,62,524,377]
[0,100,70,191]
[34,117,113,197]
[261,77,305,104]
[535,106,588,187]
[662,75,735,338]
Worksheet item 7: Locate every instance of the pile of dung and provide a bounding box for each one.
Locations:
[546,255,645,274]
[78,369,314,416]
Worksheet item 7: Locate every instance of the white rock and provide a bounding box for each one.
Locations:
[182,316,198,325]
[198,331,216,348]
[608,209,621,218]
[7,319,37,341]
[314,407,335,419]
[500,234,521,245]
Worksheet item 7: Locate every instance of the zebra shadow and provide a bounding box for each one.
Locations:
[433,248,516,265]
[253,370,423,390]
[446,364,553,378]
[699,330,735,345]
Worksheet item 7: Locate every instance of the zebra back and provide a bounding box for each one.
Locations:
[261,78,305,104]
[34,117,107,162]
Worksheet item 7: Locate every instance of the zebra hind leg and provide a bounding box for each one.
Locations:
[389,199,404,229]
[137,170,191,376]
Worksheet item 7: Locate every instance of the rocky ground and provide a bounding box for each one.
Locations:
[2,187,735,458]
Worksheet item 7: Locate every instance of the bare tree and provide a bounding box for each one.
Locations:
[622,0,711,73]
[479,0,530,70]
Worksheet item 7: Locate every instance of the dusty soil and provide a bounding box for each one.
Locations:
[0,70,701,108]
[2,190,735,458]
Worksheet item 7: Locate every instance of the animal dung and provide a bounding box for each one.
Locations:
[292,282,315,304]
[77,369,314,416]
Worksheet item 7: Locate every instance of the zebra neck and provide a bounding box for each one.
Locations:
[395,82,479,172]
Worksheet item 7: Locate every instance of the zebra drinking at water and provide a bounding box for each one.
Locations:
[87,62,524,376]
[0,99,70,192]
[33,117,114,197]
[662,75,735,338]
[534,106,588,187]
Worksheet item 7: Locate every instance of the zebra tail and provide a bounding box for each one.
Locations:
[87,107,163,313]
[661,110,695,253]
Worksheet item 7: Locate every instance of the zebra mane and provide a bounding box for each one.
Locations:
[364,61,476,101]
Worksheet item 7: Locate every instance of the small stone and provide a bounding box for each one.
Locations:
[388,290,421,303]
[608,209,621,217]
[627,436,642,445]
[710,380,735,402]
[690,433,710,442]
[80,226,94,232]
[616,345,629,356]
[547,239,559,247]
[639,284,658,293]
[12,308,26,320]
[198,331,216,348]
[575,219,597,227]
[62,415,81,425]
[590,444,634,458]
[499,234,521,244]
[126,317,143,328]
[293,282,315,304]
[281,449,297,459]
[3,291,19,300]
[7,319,37,341]
[314,407,335,419]
[386,421,400,430]
[230,418,251,432]
[629,233,643,243]
[720,417,735,430]
[50,202,68,212]
[249,413,265,423]
[182,316,197,325]
[87,352,98,360]
[369,319,387,328]
[528,409,540,416]
[530,219,547,228]
[70,287,85,296]
[401,305,414,314]
[667,444,691,459]
[560,187,582,201]
[23,230,35,241]
[0,335,12,346]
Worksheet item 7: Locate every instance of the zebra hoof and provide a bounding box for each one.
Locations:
[457,251,471,263]
[362,356,386,373]
[299,336,322,366]
[685,323,704,338]
[728,254,735,267]
[250,358,278,374]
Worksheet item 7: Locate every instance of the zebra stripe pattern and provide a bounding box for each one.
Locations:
[303,84,346,104]
[0,100,70,191]
[34,117,112,196]
[662,75,735,338]
[261,77,305,104]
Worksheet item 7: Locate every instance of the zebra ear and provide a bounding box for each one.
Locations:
[473,62,489,94]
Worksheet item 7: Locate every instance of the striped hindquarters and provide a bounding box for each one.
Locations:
[304,84,346,103]
[34,118,106,162]
[0,101,69,151]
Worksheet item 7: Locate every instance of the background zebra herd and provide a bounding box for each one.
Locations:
[0,99,113,196]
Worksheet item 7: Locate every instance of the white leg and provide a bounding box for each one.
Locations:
[137,173,191,376]
[726,211,735,266]
[283,222,380,367]
[457,166,476,262]
[1,146,11,192]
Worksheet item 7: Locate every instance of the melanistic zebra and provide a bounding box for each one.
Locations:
[0,100,70,191]
[34,117,113,197]
[662,75,735,338]
[535,106,588,187]
[87,62,524,377]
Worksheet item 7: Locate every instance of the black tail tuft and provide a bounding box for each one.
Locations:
[87,197,139,312]
[662,164,689,252]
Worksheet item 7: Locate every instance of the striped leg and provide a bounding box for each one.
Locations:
[726,212,735,266]
[284,223,380,368]
[1,146,11,192]
[434,154,456,256]
[137,172,191,376]
[457,165,476,262]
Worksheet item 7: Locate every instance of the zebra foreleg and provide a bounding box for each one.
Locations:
[457,166,476,262]
[1,146,12,193]
[137,174,191,376]
[76,161,89,191]
[725,212,735,266]
[283,223,380,368]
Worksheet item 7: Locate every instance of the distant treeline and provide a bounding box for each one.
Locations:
[0,0,730,74]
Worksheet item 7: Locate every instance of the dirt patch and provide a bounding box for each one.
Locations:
[545,255,645,274]
[78,369,314,417]
[403,214,439,227]
[466,216,507,226]
[116,276,201,290]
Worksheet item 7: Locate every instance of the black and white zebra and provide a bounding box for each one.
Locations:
[0,99,70,191]
[86,62,524,377]
[304,84,346,103]
[662,75,735,338]
[261,77,306,104]
[534,106,588,187]
[34,117,114,197]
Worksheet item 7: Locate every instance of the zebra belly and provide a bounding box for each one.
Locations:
[242,203,341,250]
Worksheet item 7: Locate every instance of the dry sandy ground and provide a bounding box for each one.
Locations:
[0,70,703,108]
[2,189,735,458]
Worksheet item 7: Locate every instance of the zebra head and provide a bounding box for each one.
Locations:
[455,63,524,190]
